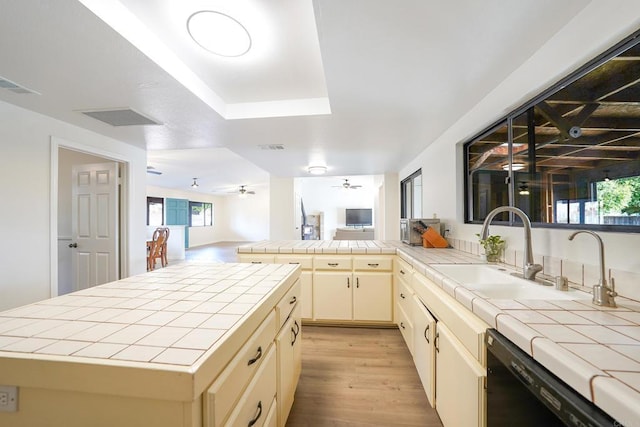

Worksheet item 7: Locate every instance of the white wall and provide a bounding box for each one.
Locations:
[297,176,378,240]
[269,176,295,240]
[146,184,269,245]
[0,100,147,311]
[399,4,640,276]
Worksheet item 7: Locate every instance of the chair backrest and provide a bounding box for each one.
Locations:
[150,228,166,257]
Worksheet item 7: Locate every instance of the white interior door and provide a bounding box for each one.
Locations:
[71,162,118,290]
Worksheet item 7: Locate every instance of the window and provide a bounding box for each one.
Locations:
[464,30,640,232]
[189,201,213,227]
[147,197,164,226]
[401,169,422,219]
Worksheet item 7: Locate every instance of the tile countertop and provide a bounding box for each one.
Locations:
[240,240,640,424]
[0,261,300,402]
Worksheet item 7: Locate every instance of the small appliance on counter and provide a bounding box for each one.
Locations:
[400,218,442,245]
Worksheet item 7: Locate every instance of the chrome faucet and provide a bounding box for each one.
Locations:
[480,206,542,281]
[568,230,617,307]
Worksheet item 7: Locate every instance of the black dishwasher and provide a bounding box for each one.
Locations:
[486,329,617,426]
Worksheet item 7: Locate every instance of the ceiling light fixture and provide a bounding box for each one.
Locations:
[502,163,525,171]
[604,170,611,182]
[518,182,530,195]
[308,166,327,175]
[187,11,251,57]
[191,178,199,188]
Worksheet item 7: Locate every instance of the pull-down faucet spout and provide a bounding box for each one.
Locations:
[480,206,542,281]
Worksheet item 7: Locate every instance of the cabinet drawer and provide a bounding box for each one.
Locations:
[395,257,414,276]
[397,279,414,320]
[224,345,277,427]
[239,254,276,264]
[353,256,392,271]
[204,310,277,427]
[397,304,414,355]
[276,280,301,329]
[314,257,352,270]
[263,397,278,427]
[275,255,313,270]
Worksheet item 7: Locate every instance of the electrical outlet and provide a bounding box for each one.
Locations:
[0,385,18,412]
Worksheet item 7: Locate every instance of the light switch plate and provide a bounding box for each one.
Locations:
[0,385,18,412]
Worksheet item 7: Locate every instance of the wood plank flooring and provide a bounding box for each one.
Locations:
[286,326,442,427]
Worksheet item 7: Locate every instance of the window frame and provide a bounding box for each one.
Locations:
[401,169,422,219]
[146,197,164,226]
[463,29,640,233]
[188,201,213,227]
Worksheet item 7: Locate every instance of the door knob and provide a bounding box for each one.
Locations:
[68,243,78,248]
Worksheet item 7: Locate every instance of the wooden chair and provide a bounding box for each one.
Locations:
[161,227,170,267]
[147,228,167,271]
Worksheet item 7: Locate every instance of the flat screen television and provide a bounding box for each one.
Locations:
[345,208,373,226]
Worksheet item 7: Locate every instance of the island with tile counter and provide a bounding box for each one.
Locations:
[0,261,301,427]
[238,240,640,426]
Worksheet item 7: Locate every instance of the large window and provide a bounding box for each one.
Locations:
[465,31,640,231]
[401,169,422,219]
[189,201,213,227]
[147,197,164,226]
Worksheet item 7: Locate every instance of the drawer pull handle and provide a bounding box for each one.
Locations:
[294,320,300,335]
[368,263,379,267]
[424,325,430,344]
[435,332,440,353]
[400,322,405,330]
[289,296,297,305]
[251,261,262,264]
[328,263,339,267]
[289,262,300,264]
[247,346,262,366]
[400,269,406,275]
[400,293,405,299]
[247,401,263,427]
[347,277,350,288]
[356,277,360,288]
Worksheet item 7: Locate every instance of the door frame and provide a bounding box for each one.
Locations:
[50,136,130,298]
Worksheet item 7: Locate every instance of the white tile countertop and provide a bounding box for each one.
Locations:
[240,240,640,424]
[0,261,300,402]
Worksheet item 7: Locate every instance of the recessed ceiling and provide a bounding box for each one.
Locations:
[0,0,638,191]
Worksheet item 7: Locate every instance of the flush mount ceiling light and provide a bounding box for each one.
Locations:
[187,11,251,57]
[502,163,525,171]
[518,182,530,195]
[191,178,199,188]
[308,166,327,175]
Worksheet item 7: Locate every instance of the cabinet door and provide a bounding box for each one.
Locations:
[300,271,313,319]
[276,303,302,426]
[436,323,486,427]
[313,272,352,320]
[412,295,436,408]
[353,272,393,321]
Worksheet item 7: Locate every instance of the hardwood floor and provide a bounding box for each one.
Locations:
[286,326,442,427]
[184,241,248,263]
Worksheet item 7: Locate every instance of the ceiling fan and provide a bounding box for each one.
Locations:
[236,185,255,197]
[333,179,362,190]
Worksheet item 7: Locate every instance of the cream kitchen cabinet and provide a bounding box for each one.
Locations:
[275,255,313,320]
[435,323,485,427]
[412,294,436,408]
[395,278,414,354]
[238,254,276,264]
[313,271,353,320]
[353,272,393,321]
[276,303,302,425]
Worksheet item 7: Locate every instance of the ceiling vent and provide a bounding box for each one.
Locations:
[259,144,285,150]
[0,76,40,95]
[80,108,161,126]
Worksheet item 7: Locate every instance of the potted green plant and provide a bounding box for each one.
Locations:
[477,234,505,263]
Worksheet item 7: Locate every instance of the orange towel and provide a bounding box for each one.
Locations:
[422,226,449,248]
